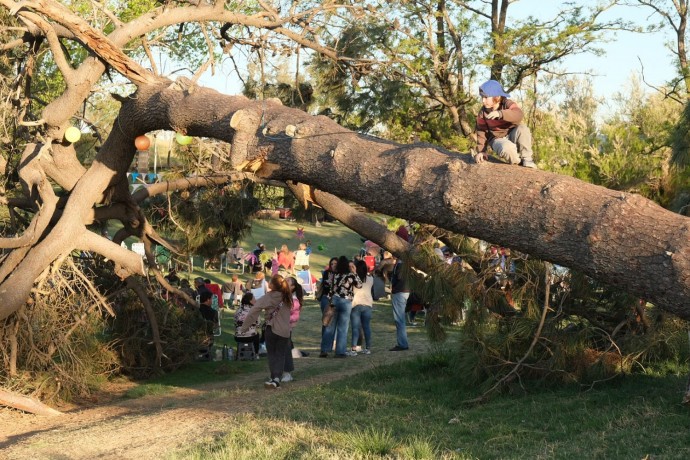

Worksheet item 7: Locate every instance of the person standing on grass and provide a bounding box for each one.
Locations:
[320,256,363,358]
[319,257,338,358]
[389,259,410,351]
[281,277,304,382]
[350,260,374,355]
[239,274,293,389]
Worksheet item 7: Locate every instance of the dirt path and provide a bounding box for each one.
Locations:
[0,315,433,459]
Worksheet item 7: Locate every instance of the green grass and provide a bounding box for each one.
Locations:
[171,357,690,459]
[130,219,690,459]
[165,299,690,459]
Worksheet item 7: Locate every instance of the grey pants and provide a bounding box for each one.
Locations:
[489,124,533,164]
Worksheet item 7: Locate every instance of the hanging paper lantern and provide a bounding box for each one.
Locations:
[134,135,151,150]
[64,126,81,143]
[175,133,193,145]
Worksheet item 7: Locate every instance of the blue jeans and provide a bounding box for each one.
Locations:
[320,295,353,355]
[320,295,331,337]
[350,305,372,349]
[391,292,409,349]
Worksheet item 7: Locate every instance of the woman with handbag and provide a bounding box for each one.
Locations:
[319,256,363,358]
[350,259,374,355]
[317,257,338,353]
[239,274,294,389]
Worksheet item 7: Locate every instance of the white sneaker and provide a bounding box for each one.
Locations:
[520,159,537,169]
[264,378,280,389]
[345,350,358,357]
[359,349,371,355]
[281,372,293,383]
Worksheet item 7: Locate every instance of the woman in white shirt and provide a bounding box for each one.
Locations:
[349,259,374,355]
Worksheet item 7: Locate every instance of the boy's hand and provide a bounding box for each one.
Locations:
[473,151,489,163]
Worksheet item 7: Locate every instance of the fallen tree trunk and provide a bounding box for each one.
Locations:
[0,81,689,322]
[0,389,63,416]
[114,83,690,320]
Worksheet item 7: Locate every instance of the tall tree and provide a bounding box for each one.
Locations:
[309,0,630,147]
[633,0,690,100]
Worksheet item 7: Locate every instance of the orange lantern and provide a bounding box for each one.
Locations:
[134,135,151,150]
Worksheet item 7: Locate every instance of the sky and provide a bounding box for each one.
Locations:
[196,1,679,108]
[514,0,676,97]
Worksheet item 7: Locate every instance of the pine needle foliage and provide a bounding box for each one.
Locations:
[108,292,208,379]
[0,256,120,402]
[409,232,689,393]
[142,181,259,259]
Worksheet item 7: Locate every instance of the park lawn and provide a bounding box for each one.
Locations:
[160,294,690,459]
[172,357,690,459]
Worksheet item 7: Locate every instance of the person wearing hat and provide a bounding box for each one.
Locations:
[473,80,537,169]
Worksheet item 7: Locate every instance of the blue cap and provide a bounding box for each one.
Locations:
[479,80,510,98]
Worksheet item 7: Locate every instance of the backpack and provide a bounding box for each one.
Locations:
[371,275,386,301]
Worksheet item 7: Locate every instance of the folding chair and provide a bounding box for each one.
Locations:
[294,252,310,269]
[296,269,316,299]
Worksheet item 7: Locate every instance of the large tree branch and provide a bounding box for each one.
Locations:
[286,183,412,258]
[86,83,690,321]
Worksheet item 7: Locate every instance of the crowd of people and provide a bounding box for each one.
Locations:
[161,229,429,390]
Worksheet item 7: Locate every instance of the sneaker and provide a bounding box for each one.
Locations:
[520,159,537,169]
[264,378,280,389]
[389,345,409,351]
[334,354,347,358]
[319,352,329,358]
[359,349,371,355]
[281,372,293,383]
[345,350,358,357]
